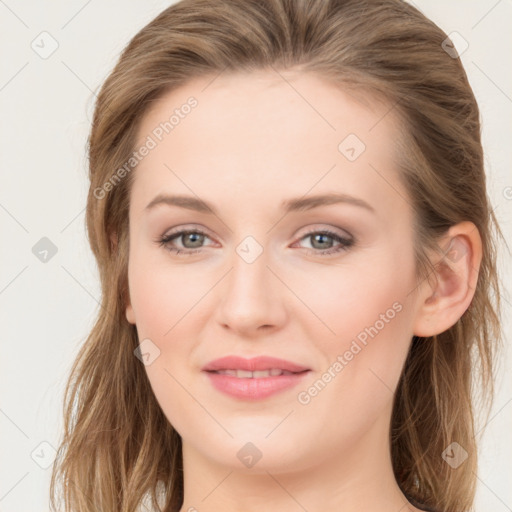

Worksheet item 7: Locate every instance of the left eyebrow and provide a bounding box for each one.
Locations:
[144,192,376,215]
[281,193,376,214]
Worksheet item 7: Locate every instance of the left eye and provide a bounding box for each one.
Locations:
[294,230,354,256]
[157,228,354,257]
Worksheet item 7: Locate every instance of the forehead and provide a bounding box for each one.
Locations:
[130,69,409,222]
[137,69,398,151]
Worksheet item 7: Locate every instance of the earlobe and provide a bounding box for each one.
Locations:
[126,303,136,325]
[413,221,482,337]
[113,230,134,324]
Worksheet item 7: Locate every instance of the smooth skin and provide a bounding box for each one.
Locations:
[124,69,482,512]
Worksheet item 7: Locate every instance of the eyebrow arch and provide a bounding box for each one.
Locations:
[281,193,375,214]
[144,192,375,215]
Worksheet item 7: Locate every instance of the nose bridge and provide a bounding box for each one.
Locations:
[216,234,285,332]
[230,234,273,306]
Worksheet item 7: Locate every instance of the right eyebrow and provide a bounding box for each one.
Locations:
[145,194,218,215]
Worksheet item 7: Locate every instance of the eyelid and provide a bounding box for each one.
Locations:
[295,224,352,240]
[162,224,216,240]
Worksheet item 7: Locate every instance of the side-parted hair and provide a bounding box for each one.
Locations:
[50,1,504,511]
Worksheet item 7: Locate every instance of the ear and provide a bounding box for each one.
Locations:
[125,301,136,325]
[412,221,482,337]
[111,230,136,325]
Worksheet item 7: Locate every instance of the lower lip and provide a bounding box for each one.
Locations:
[204,371,310,400]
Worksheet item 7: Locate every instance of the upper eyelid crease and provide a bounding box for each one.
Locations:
[144,193,376,216]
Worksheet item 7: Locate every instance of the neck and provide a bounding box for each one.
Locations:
[176,409,420,512]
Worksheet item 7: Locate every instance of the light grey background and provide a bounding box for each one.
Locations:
[0,1,510,510]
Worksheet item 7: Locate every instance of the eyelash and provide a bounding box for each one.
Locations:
[156,227,355,257]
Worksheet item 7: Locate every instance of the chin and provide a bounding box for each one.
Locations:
[196,426,313,473]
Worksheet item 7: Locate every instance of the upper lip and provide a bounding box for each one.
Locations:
[202,356,310,373]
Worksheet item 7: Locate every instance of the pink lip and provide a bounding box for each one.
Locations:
[202,356,311,400]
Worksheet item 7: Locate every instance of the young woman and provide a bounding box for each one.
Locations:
[49,1,505,511]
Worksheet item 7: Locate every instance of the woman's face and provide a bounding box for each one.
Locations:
[125,70,428,473]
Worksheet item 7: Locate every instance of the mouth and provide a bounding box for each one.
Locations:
[201,356,311,400]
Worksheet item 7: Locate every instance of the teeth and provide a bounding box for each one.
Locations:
[253,370,274,378]
[214,368,294,378]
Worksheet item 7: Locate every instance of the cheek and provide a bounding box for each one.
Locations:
[128,249,203,337]
[299,255,412,340]
[298,251,416,390]
[293,275,413,446]
[127,252,204,434]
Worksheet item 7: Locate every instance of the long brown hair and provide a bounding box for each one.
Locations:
[49,1,505,510]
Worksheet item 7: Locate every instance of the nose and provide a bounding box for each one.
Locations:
[214,243,288,337]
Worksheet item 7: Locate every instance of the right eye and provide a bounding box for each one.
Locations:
[157,228,215,256]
